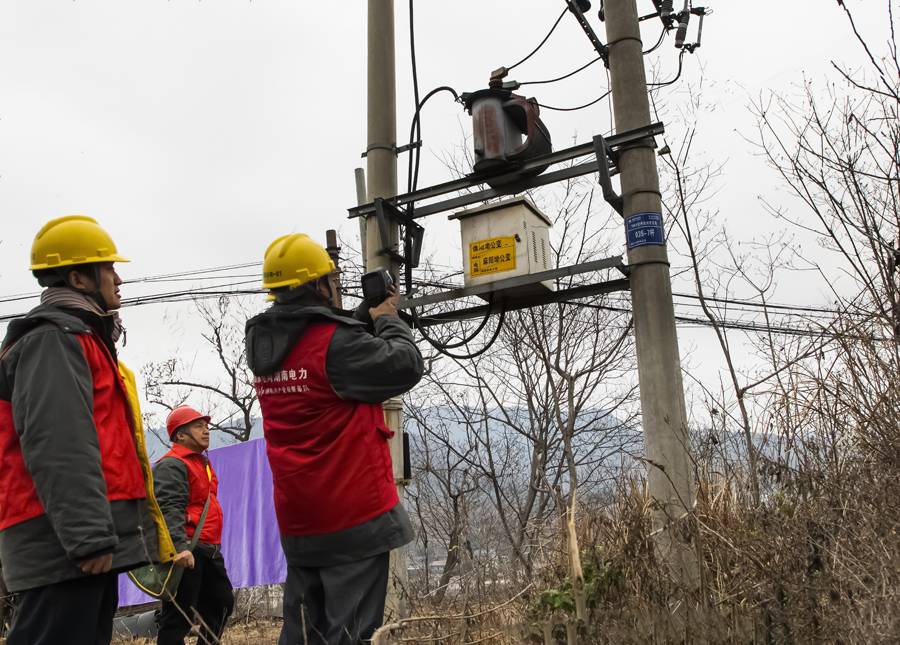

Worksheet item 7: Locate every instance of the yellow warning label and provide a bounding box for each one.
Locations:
[469,236,516,277]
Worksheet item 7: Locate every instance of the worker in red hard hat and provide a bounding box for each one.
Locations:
[152,405,233,645]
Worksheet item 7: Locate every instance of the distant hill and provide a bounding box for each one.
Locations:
[145,416,265,459]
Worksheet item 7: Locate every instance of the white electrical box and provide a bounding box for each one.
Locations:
[449,196,554,298]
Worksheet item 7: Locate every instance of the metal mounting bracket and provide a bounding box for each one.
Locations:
[593,134,623,215]
[565,0,610,66]
[373,198,425,268]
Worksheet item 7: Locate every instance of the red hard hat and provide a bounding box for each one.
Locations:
[166,405,211,440]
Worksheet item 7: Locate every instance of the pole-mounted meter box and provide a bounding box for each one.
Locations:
[449,197,554,298]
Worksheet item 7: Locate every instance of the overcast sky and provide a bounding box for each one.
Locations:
[0,1,890,432]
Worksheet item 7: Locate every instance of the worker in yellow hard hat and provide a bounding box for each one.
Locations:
[0,216,175,645]
[259,232,338,304]
[245,233,424,644]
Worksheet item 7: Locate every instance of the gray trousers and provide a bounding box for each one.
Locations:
[279,552,390,645]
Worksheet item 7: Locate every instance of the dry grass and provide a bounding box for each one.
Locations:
[389,455,900,644]
[111,618,282,645]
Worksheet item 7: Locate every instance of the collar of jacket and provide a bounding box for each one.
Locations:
[168,442,208,463]
[1,304,91,352]
[58,308,119,361]
[245,302,368,377]
[273,301,364,322]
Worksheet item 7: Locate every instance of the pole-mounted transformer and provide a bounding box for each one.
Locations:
[463,80,552,189]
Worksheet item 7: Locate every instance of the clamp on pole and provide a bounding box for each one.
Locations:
[361,141,423,159]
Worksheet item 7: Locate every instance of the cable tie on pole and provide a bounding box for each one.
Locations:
[606,35,644,48]
[624,260,671,274]
[621,187,663,200]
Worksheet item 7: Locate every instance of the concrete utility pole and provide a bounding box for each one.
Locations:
[325,229,343,309]
[604,0,698,594]
[355,168,369,274]
[366,0,408,620]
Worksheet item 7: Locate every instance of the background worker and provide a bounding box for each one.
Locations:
[245,233,425,645]
[0,216,175,645]
[153,405,233,645]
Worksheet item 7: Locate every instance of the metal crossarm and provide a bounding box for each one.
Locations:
[399,256,625,310]
[413,279,631,327]
[348,123,664,221]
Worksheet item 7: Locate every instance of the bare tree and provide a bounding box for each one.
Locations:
[405,177,641,600]
[143,295,260,450]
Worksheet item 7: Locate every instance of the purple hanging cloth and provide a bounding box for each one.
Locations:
[118,437,286,607]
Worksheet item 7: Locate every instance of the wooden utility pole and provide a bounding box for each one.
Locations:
[604,0,698,596]
[366,0,408,620]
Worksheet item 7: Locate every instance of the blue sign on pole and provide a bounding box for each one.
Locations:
[625,212,665,249]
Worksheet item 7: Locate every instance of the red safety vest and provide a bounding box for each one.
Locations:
[256,322,398,536]
[159,443,223,544]
[0,333,146,530]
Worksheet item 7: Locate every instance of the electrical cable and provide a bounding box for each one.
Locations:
[519,56,603,86]
[672,292,845,317]
[564,300,884,341]
[0,270,875,342]
[507,7,569,72]
[670,301,838,325]
[537,90,611,112]
[402,0,501,360]
[0,288,266,322]
[412,301,508,359]
[408,0,421,195]
[647,49,685,87]
[126,273,261,284]
[0,258,868,327]
[406,87,460,194]
[0,292,43,305]
[643,26,668,54]
[0,261,265,305]
[126,262,262,283]
[428,295,497,349]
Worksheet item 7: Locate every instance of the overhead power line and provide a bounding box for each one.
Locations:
[0,280,873,342]
[126,262,262,283]
[507,7,569,72]
[671,292,843,317]
[537,91,611,112]
[519,56,604,86]
[0,263,859,324]
[0,261,265,305]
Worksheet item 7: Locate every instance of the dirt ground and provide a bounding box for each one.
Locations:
[110,618,283,644]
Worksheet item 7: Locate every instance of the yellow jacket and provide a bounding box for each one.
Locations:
[119,361,177,564]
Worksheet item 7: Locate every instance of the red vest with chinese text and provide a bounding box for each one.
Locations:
[159,444,223,544]
[256,322,398,536]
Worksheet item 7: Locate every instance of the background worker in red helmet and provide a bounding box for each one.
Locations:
[152,405,234,645]
[245,233,424,645]
[0,216,176,645]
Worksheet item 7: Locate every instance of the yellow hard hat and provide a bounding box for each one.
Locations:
[262,234,335,290]
[30,215,129,271]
